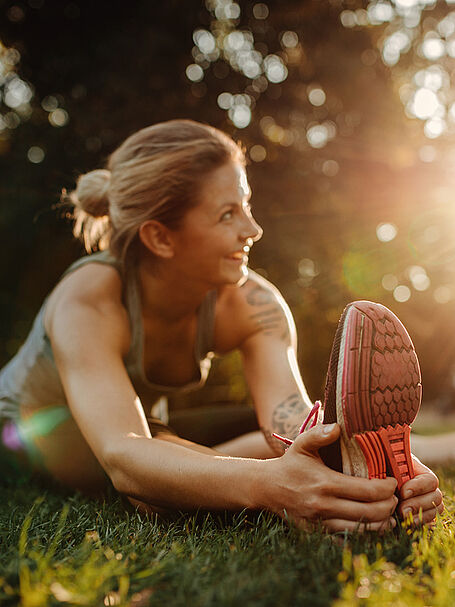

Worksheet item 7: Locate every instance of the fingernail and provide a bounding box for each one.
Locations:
[403,507,412,517]
[389,517,396,528]
[322,423,336,435]
[403,489,413,499]
[393,496,399,505]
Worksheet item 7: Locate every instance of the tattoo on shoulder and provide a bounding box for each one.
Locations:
[246,285,290,342]
[271,393,306,440]
[246,285,274,306]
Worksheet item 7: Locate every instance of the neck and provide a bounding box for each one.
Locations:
[137,252,212,323]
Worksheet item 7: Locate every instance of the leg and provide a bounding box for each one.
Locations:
[5,405,110,495]
[168,404,276,457]
[411,432,455,465]
[168,403,260,446]
[215,430,276,458]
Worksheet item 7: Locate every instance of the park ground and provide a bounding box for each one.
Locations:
[1,461,455,607]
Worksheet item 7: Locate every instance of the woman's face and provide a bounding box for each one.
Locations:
[171,161,263,287]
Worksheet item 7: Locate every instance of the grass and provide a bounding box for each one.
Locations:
[1,469,455,607]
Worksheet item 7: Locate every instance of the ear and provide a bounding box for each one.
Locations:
[138,220,175,259]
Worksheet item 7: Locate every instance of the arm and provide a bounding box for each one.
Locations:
[46,266,261,511]
[226,274,398,529]
[238,275,314,454]
[236,274,443,526]
[46,265,397,528]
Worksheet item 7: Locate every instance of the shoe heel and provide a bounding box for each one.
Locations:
[354,424,414,489]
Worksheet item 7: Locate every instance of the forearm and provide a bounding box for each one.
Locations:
[153,433,222,455]
[105,435,265,511]
[259,392,314,456]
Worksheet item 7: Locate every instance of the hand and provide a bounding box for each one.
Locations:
[398,455,444,526]
[262,423,398,533]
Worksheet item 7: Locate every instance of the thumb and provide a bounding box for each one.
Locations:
[291,423,340,455]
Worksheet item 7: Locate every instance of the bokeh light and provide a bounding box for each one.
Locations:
[263,55,288,84]
[217,92,233,110]
[306,124,329,148]
[321,160,339,177]
[409,88,441,120]
[27,146,45,163]
[421,36,445,61]
[382,274,399,291]
[424,117,446,139]
[228,104,251,128]
[434,286,452,304]
[41,95,59,111]
[393,285,411,302]
[419,145,436,162]
[186,64,204,82]
[4,77,33,109]
[252,3,269,19]
[281,31,299,49]
[49,108,69,127]
[298,258,319,286]
[376,222,398,242]
[308,87,326,107]
[193,29,216,54]
[407,265,430,291]
[249,144,266,161]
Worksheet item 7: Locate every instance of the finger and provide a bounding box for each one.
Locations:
[399,489,443,519]
[401,472,439,500]
[319,494,399,523]
[328,472,397,503]
[402,507,439,527]
[322,517,397,534]
[291,423,340,455]
[411,453,433,475]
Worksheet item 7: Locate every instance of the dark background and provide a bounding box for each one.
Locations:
[2,0,455,412]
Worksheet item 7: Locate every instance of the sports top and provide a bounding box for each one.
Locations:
[0,251,216,425]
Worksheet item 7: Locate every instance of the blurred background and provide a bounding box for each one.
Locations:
[1,0,455,425]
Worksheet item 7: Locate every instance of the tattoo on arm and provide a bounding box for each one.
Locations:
[246,285,290,342]
[260,393,309,455]
[272,393,306,439]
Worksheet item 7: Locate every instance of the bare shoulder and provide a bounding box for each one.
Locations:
[44,261,130,356]
[214,270,295,353]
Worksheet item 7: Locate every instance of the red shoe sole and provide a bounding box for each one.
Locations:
[333,301,421,489]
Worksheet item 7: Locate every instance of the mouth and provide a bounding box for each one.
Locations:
[226,246,250,263]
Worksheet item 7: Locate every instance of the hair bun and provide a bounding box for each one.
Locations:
[74,169,111,217]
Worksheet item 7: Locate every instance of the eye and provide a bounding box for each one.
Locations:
[220,209,233,221]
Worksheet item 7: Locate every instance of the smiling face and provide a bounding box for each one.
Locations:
[170,161,263,288]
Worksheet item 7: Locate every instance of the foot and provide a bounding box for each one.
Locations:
[319,300,422,490]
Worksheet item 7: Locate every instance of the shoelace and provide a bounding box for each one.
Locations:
[272,400,322,447]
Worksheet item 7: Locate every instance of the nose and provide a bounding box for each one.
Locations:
[240,213,263,244]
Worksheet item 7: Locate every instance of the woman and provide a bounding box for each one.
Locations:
[0,120,442,530]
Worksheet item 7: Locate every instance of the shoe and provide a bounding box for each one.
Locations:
[319,300,422,490]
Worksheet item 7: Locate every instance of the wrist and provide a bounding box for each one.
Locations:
[241,456,278,511]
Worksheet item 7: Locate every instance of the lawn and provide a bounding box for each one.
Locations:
[1,469,454,607]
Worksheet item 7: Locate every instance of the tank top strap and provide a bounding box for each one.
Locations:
[61,250,122,279]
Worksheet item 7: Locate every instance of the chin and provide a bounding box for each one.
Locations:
[223,265,249,286]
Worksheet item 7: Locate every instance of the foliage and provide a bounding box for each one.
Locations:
[2,0,455,406]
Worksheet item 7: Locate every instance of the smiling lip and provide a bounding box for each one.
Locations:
[226,246,250,261]
[226,251,248,263]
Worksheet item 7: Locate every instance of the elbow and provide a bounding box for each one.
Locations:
[101,445,137,496]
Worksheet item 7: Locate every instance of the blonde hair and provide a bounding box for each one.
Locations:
[68,120,245,264]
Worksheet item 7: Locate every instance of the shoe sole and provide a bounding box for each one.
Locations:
[322,300,422,490]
